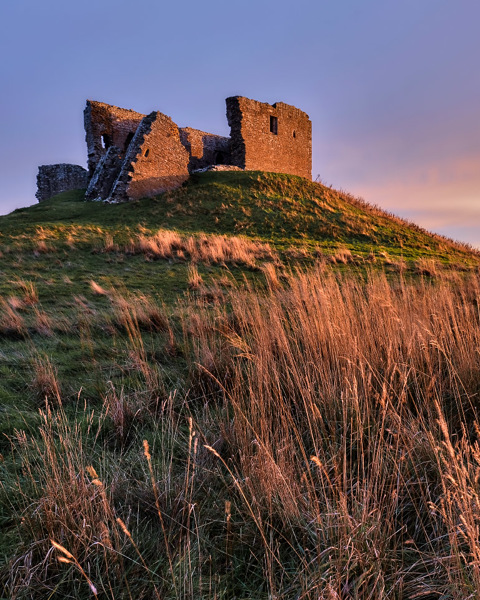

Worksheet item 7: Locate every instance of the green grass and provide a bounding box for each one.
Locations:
[0,172,475,329]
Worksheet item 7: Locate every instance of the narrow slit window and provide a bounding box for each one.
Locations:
[270,116,278,135]
[144,149,150,157]
[293,130,296,138]
[101,134,112,150]
[124,132,134,151]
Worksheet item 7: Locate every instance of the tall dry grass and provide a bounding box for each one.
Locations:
[126,229,277,267]
[183,269,480,598]
[6,405,124,596]
[6,270,480,598]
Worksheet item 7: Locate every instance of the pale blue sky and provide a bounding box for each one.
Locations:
[1,0,480,244]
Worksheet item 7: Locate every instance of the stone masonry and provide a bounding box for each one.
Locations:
[36,164,89,202]
[37,96,312,203]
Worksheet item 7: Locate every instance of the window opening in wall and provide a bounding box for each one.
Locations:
[101,134,112,150]
[270,116,278,135]
[214,151,225,165]
[124,132,134,151]
[144,149,150,157]
[293,130,296,138]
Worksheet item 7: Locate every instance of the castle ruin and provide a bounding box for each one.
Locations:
[36,96,312,203]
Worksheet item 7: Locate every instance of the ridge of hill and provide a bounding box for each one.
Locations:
[4,170,478,265]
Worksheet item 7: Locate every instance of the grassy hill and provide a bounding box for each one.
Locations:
[2,171,480,599]
[0,170,477,308]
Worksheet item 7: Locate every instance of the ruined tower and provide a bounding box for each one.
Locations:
[36,96,312,203]
[226,96,312,180]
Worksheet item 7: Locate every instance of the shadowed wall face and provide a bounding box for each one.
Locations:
[226,96,312,179]
[179,128,231,171]
[84,147,123,201]
[36,164,88,201]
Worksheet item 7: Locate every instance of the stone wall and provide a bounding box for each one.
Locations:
[226,96,311,179]
[36,164,88,202]
[108,112,190,203]
[179,127,231,171]
[84,100,145,176]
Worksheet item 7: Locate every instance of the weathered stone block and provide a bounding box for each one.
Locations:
[84,100,145,176]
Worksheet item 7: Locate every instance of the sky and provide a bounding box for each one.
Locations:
[1,0,480,245]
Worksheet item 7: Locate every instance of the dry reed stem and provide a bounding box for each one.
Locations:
[51,539,98,597]
[142,439,178,597]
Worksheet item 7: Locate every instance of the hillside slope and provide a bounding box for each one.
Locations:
[0,169,476,417]
[3,171,480,598]
[4,170,478,263]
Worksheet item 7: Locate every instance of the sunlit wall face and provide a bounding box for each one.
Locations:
[1,0,479,245]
